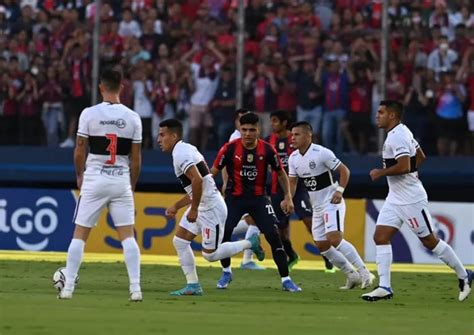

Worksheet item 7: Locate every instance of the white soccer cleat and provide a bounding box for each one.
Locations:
[339,271,361,290]
[129,291,143,302]
[58,288,74,300]
[360,272,376,290]
[458,270,472,302]
[361,286,393,302]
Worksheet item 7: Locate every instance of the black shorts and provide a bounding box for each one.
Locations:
[271,189,312,229]
[224,195,279,239]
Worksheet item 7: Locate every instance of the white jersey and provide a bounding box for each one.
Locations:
[228,129,241,141]
[288,143,340,212]
[172,141,221,211]
[382,123,427,205]
[77,102,142,178]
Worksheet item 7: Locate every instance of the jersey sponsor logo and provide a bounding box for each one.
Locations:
[247,154,254,163]
[240,167,258,180]
[303,176,318,191]
[309,160,316,169]
[100,166,125,176]
[99,119,127,128]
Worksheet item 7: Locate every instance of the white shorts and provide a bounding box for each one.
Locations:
[179,197,227,250]
[73,175,134,228]
[312,200,346,241]
[376,200,434,238]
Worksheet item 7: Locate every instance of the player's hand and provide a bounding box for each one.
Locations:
[76,175,83,190]
[330,191,343,204]
[369,169,383,182]
[281,198,295,215]
[165,205,178,218]
[187,208,198,223]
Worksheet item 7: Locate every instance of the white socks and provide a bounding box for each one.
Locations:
[122,237,141,292]
[203,240,251,262]
[321,246,354,275]
[376,245,392,288]
[233,219,249,235]
[173,236,199,284]
[242,225,260,264]
[432,240,468,279]
[64,238,85,290]
[336,239,369,274]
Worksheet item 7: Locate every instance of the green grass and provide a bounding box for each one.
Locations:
[0,260,473,335]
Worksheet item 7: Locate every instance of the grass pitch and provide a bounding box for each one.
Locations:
[0,259,473,335]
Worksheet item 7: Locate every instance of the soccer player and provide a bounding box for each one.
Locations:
[362,100,473,302]
[267,110,334,272]
[212,112,302,292]
[226,108,264,270]
[158,119,263,296]
[59,68,143,301]
[289,121,374,290]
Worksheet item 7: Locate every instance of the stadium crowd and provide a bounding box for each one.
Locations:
[0,0,473,156]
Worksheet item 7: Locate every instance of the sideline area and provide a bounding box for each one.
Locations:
[0,250,454,273]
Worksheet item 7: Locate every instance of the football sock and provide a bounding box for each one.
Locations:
[173,236,199,284]
[432,240,468,279]
[233,219,249,235]
[203,240,251,262]
[336,239,368,274]
[376,245,392,288]
[242,225,260,264]
[64,238,85,290]
[122,237,141,292]
[321,246,354,275]
[282,237,297,259]
[281,276,291,283]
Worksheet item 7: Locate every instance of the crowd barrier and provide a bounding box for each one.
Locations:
[0,188,472,264]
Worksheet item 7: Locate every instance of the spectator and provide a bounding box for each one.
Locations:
[40,66,63,147]
[16,71,41,145]
[119,7,142,38]
[427,35,458,80]
[132,65,153,148]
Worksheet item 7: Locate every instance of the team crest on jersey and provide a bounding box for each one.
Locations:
[278,142,285,150]
[309,160,316,169]
[247,154,254,163]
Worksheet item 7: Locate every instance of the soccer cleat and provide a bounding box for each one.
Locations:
[339,271,361,290]
[216,271,233,289]
[58,288,73,300]
[458,269,473,302]
[288,254,300,272]
[129,291,143,302]
[170,283,203,296]
[361,286,393,302]
[324,267,337,274]
[282,279,302,292]
[240,261,266,270]
[247,234,265,261]
[360,272,376,289]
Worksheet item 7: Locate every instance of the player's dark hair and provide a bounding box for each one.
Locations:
[380,100,404,120]
[239,112,260,126]
[159,118,183,138]
[290,121,313,133]
[270,110,292,128]
[100,67,122,92]
[235,107,251,120]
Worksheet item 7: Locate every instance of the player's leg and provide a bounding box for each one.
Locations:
[361,202,401,301]
[170,207,202,295]
[312,212,359,289]
[251,198,301,292]
[324,201,374,288]
[217,196,246,288]
[201,199,261,262]
[110,190,142,301]
[301,215,334,272]
[404,202,472,302]
[240,214,264,269]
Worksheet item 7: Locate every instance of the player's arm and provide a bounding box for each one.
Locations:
[165,195,192,219]
[289,176,298,198]
[74,136,88,190]
[331,162,350,204]
[369,155,411,182]
[184,165,203,222]
[415,146,426,167]
[220,167,229,194]
[129,143,141,191]
[277,169,294,214]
